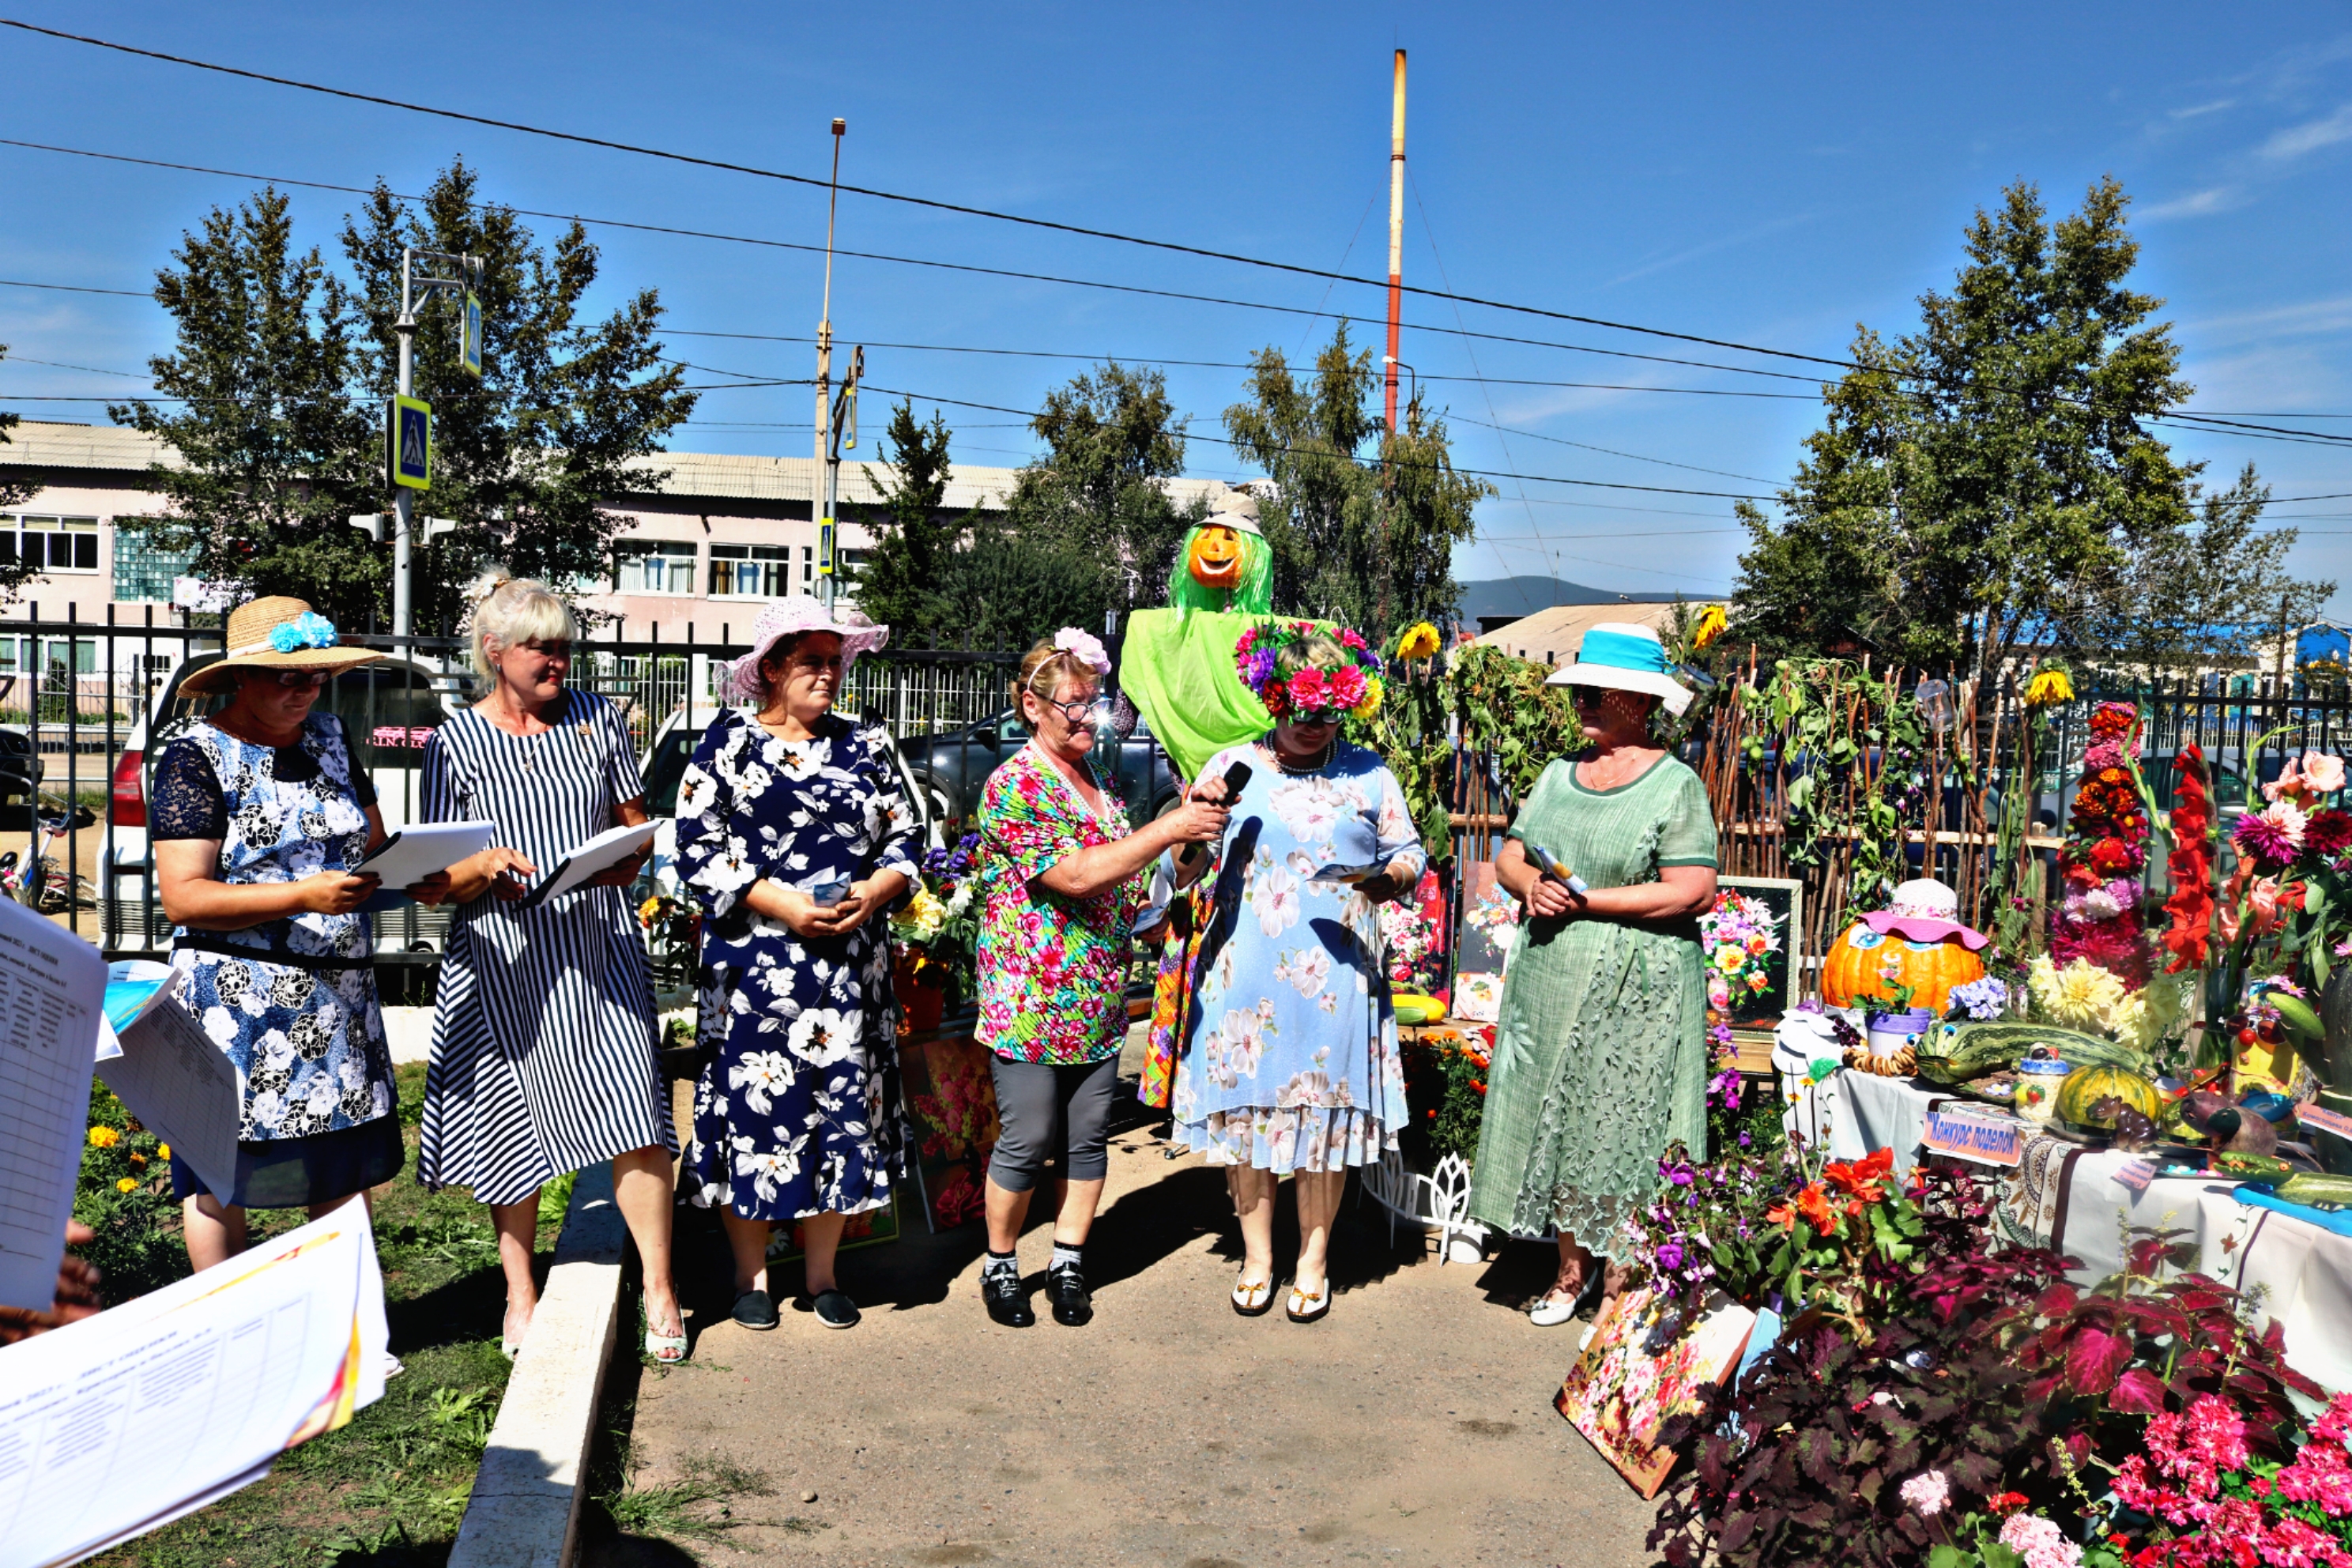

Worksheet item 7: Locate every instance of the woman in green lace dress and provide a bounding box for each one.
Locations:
[1467,623,1719,1328]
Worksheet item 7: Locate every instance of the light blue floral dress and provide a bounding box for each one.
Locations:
[1171,741,1424,1171]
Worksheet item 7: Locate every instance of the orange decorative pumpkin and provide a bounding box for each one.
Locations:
[1819,923,1987,1014]
[1188,523,1245,589]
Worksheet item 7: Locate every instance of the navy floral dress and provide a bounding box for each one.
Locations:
[677,709,919,1222]
[149,713,401,1206]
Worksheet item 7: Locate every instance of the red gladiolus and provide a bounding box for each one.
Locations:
[2164,745,2217,972]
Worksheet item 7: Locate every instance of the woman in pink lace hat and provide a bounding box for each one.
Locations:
[675,597,917,1334]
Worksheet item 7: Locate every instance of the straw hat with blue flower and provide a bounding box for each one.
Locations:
[181,596,386,695]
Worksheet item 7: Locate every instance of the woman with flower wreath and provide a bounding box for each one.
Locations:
[1174,623,1423,1324]
[673,597,918,1335]
[970,629,1231,1329]
[1466,622,1718,1329]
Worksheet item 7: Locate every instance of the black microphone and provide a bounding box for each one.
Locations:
[1219,760,1253,801]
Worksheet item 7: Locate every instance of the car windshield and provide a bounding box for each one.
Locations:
[643,727,703,816]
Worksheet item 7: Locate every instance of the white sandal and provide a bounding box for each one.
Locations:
[1231,1276,1275,1317]
[1285,1282,1330,1324]
[1529,1268,1606,1327]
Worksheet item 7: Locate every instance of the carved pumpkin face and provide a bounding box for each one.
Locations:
[1188,524,1244,589]
[1819,924,1987,1014]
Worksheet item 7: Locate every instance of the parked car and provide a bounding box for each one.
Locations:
[899,707,1181,829]
[0,726,41,829]
[101,652,477,955]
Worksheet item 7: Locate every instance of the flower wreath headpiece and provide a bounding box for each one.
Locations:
[1234,620,1383,721]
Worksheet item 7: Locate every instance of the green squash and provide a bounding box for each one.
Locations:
[1914,1020,2147,1086]
[2055,1061,2162,1134]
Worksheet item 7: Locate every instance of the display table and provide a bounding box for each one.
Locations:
[1785,1065,2352,1392]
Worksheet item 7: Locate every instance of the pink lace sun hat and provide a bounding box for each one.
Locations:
[722,596,890,704]
[1860,877,1990,952]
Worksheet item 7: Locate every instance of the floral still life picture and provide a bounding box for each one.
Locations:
[902,1032,1003,1231]
[1555,1287,1758,1498]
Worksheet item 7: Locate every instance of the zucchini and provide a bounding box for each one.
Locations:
[2269,992,2325,1043]
[1914,1020,2150,1085]
[2273,1173,2352,1211]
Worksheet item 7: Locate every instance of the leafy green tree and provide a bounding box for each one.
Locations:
[854,398,963,642]
[115,163,695,628]
[1223,322,1490,637]
[336,161,695,627]
[112,190,382,618]
[999,362,1200,625]
[1731,178,2329,682]
[936,518,1106,650]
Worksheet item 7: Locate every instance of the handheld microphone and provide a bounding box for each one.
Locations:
[1218,760,1253,801]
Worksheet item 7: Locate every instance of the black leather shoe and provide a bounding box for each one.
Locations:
[982,1270,1034,1328]
[1046,1264,1093,1327]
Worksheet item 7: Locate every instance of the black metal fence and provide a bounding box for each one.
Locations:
[0,605,1027,974]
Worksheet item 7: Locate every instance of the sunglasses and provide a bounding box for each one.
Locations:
[266,670,331,692]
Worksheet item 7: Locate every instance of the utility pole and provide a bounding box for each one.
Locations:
[814,119,846,612]
[1383,49,1407,435]
[391,247,478,638]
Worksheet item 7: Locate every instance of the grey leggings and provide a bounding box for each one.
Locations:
[987,1054,1121,1193]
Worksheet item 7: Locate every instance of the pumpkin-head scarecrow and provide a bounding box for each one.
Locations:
[1167,488,1273,616]
[1820,877,1990,1015]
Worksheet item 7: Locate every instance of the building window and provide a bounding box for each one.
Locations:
[801,545,814,586]
[1,515,100,574]
[709,544,790,597]
[112,530,197,602]
[836,548,869,586]
[613,541,697,595]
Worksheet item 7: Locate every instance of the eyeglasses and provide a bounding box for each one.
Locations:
[1045,695,1112,728]
[519,640,573,662]
[268,670,330,692]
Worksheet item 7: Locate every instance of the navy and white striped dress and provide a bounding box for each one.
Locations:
[415,691,674,1205]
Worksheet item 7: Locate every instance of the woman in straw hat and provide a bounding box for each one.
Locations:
[673,597,915,1333]
[414,579,685,1363]
[152,597,432,1271]
[1465,622,1719,1329]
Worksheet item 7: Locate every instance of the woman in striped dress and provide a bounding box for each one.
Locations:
[415,579,685,1363]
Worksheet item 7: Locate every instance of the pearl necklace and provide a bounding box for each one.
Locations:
[1263,733,1336,775]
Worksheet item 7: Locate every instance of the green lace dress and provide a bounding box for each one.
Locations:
[1466,753,1718,1258]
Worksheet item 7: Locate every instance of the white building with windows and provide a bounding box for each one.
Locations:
[0,419,1231,648]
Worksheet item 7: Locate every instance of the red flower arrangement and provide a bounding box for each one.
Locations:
[2163,744,2217,974]
[2054,700,2156,988]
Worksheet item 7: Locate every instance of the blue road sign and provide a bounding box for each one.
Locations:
[388,395,432,491]
[460,292,483,379]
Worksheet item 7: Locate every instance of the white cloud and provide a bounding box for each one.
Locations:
[2169,98,2237,119]
[2260,103,2352,159]
[2142,186,2244,220]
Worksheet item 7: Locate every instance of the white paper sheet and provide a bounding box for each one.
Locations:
[351,820,499,890]
[518,821,658,909]
[0,900,107,1314]
[94,986,241,1204]
[0,1198,387,1566]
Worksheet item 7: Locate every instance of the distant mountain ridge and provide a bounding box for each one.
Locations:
[1454,575,1687,621]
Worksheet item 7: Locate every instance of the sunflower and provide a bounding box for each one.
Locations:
[1396,622,1442,661]
[2025,668,2075,707]
[1691,604,1728,650]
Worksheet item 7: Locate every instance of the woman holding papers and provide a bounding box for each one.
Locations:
[413,579,685,1363]
[674,597,916,1333]
[151,597,416,1269]
[1465,625,1717,1329]
[1172,624,1421,1324]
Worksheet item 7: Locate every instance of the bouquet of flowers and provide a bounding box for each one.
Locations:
[1234,620,1384,721]
[1699,888,1782,1016]
[892,831,982,998]
[2053,701,2156,988]
[1376,896,1442,991]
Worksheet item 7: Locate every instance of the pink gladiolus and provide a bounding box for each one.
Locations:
[2306,752,2348,794]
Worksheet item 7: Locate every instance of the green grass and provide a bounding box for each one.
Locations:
[88,1061,572,1568]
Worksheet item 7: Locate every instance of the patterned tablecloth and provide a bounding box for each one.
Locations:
[1783,1066,2352,1393]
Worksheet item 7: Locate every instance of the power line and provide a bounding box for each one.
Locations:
[0,132,1840,387]
[0,17,1863,372]
[1447,412,1777,484]
[0,276,146,297]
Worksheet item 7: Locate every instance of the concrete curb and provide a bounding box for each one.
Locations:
[449,1162,629,1568]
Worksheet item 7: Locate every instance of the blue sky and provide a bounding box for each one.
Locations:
[1,3,2347,609]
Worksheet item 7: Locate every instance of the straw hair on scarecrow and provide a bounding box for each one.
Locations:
[469,579,578,684]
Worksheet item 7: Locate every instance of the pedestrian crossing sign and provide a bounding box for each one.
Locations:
[387,395,432,491]
[460,292,483,379]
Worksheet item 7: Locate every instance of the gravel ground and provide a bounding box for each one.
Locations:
[594,1094,1661,1568]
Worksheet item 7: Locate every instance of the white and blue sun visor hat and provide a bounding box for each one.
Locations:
[1542,622,1694,716]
